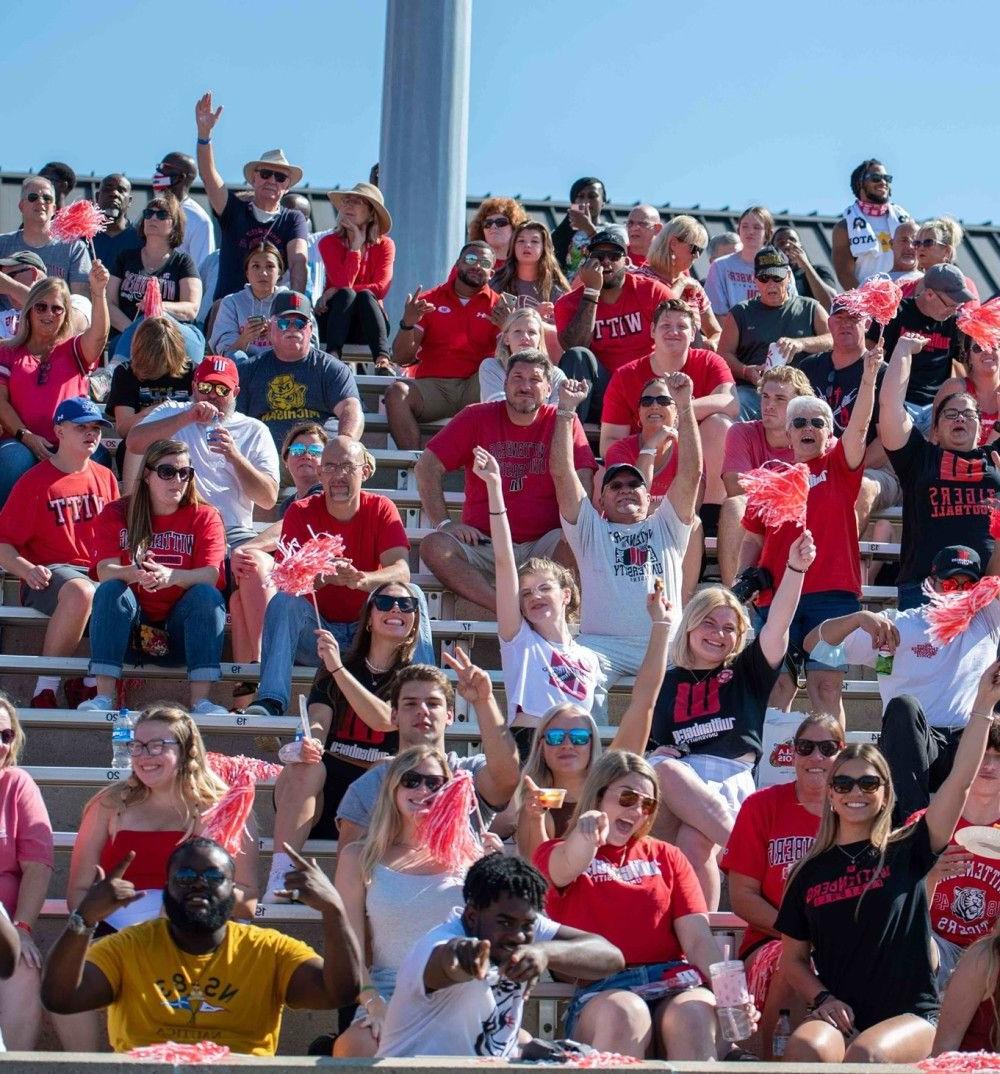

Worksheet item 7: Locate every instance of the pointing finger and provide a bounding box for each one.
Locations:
[109,851,136,880]
[282,842,310,867]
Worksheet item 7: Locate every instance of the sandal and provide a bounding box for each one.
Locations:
[231,681,257,710]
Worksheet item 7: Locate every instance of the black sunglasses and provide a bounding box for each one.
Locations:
[25,192,55,204]
[794,739,841,758]
[687,243,705,257]
[372,594,418,614]
[864,172,892,184]
[0,729,14,745]
[791,416,827,429]
[143,208,170,221]
[639,394,673,408]
[399,771,447,793]
[149,463,194,481]
[483,216,510,229]
[256,169,289,182]
[830,774,884,795]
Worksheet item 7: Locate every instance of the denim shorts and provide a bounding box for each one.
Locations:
[563,961,697,1039]
[756,590,860,672]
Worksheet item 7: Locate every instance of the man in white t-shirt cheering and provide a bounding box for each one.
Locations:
[377,853,622,1059]
[551,373,701,703]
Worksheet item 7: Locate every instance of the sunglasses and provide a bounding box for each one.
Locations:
[143,208,171,221]
[607,478,644,491]
[287,443,324,458]
[687,243,705,257]
[25,192,55,204]
[830,774,884,795]
[399,771,447,793]
[616,789,657,815]
[372,594,418,613]
[938,576,976,592]
[913,238,944,248]
[127,738,179,757]
[276,316,309,332]
[0,729,14,745]
[543,728,593,747]
[173,867,228,886]
[755,273,786,283]
[256,168,289,183]
[195,381,232,398]
[149,463,194,482]
[639,394,673,408]
[794,739,841,757]
[483,216,510,229]
[864,173,892,184]
[791,416,827,430]
[461,253,493,267]
[590,249,624,263]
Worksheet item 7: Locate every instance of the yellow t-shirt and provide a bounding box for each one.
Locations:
[86,917,318,1055]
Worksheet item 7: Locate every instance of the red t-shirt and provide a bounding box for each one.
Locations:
[722,420,794,475]
[555,273,673,373]
[601,348,734,431]
[409,278,501,380]
[534,836,706,966]
[0,459,119,568]
[315,233,395,302]
[0,335,98,440]
[426,402,597,544]
[279,491,409,623]
[92,499,226,622]
[742,439,863,605]
[628,249,647,268]
[720,782,820,956]
[603,434,677,500]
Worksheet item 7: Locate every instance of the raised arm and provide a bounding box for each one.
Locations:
[665,371,702,525]
[194,93,228,215]
[546,811,608,888]
[551,380,589,525]
[557,261,602,350]
[471,447,521,641]
[391,287,433,365]
[79,261,111,364]
[841,345,882,469]
[878,333,926,452]
[609,588,673,754]
[758,530,816,667]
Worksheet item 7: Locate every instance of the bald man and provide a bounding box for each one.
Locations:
[626,204,663,267]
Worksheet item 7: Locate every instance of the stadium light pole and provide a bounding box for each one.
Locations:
[378,0,472,324]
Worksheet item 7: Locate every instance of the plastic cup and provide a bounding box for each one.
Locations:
[536,788,567,809]
[709,960,753,1042]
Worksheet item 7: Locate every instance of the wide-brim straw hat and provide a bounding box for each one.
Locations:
[327,182,392,235]
[243,149,303,189]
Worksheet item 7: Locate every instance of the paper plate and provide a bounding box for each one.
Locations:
[955,826,1000,859]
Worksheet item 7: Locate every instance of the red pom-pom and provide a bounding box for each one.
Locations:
[834,274,903,327]
[127,1041,231,1063]
[990,506,1000,542]
[417,769,483,872]
[923,575,1000,646]
[739,462,810,530]
[917,1052,1000,1072]
[141,276,163,319]
[958,298,1000,352]
[50,200,108,244]
[202,753,281,854]
[206,752,281,787]
[271,531,348,597]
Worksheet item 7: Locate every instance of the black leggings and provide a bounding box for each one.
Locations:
[321,288,390,359]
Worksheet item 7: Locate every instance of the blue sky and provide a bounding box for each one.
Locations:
[6,0,1000,223]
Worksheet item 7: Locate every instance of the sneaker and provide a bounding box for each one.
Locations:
[190,699,232,717]
[30,689,59,709]
[244,698,284,717]
[78,694,115,712]
[64,677,97,709]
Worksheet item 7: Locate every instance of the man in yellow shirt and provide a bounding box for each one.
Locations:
[41,837,361,1055]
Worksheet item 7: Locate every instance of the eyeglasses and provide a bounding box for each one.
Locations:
[941,408,979,422]
[0,729,14,745]
[126,738,179,757]
[483,216,510,230]
[320,461,362,475]
[143,208,171,221]
[399,771,447,793]
[793,739,841,758]
[590,249,625,263]
[25,192,55,204]
[287,443,324,458]
[616,789,657,815]
[639,394,673,407]
[372,594,418,613]
[913,238,944,248]
[687,243,705,257]
[256,169,289,183]
[830,774,884,795]
[543,728,592,747]
[791,416,827,429]
[173,867,229,886]
[607,478,644,491]
[275,316,309,332]
[149,463,194,482]
[195,381,232,398]
[938,576,976,592]
[33,302,65,316]
[864,172,892,184]
[460,253,493,267]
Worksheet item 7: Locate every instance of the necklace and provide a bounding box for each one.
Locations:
[836,842,872,874]
[365,656,393,675]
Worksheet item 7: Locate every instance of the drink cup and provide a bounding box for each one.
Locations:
[710,960,753,1042]
[536,788,567,809]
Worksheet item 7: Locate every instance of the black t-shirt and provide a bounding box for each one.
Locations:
[886,427,1000,584]
[730,295,820,367]
[881,298,961,406]
[214,191,308,300]
[796,351,884,444]
[775,816,940,1031]
[106,361,194,414]
[93,223,141,270]
[306,656,400,837]
[649,636,779,761]
[112,248,199,322]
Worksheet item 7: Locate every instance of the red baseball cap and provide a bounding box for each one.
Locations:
[195,355,240,391]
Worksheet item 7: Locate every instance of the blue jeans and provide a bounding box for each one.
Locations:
[756,590,860,671]
[256,585,436,708]
[89,580,226,681]
[904,401,934,438]
[0,439,37,506]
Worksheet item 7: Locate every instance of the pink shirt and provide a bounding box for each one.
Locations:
[0,335,96,441]
[0,767,54,914]
[722,419,794,475]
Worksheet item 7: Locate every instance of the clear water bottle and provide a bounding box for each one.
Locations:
[772,1008,792,1057]
[110,707,134,770]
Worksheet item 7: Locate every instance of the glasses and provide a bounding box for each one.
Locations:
[616,789,657,815]
[913,238,943,248]
[399,771,447,793]
[543,728,593,747]
[287,443,324,458]
[607,478,643,491]
[864,172,892,184]
[25,192,55,204]
[639,394,673,408]
[791,416,827,429]
[460,253,493,267]
[33,302,65,316]
[830,774,884,795]
[939,576,976,592]
[143,208,171,221]
[687,243,705,257]
[590,249,625,263]
[483,216,510,230]
[372,593,418,613]
[941,408,978,422]
[149,463,194,482]
[126,738,179,757]
[173,867,228,886]
[793,739,841,758]
[320,461,362,475]
[195,381,232,398]
[256,168,289,183]
[755,273,786,283]
[275,316,309,332]
[0,729,14,745]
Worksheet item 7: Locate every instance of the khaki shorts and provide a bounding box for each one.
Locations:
[447,527,563,578]
[863,465,903,512]
[410,376,480,422]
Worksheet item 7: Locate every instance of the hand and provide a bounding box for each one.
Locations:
[324,561,370,590]
[664,370,693,407]
[643,423,678,455]
[436,521,486,546]
[89,259,110,296]
[501,943,548,994]
[442,644,493,706]
[858,610,899,653]
[316,629,342,671]
[646,583,674,628]
[862,344,885,383]
[787,528,816,572]
[973,659,1000,714]
[206,425,239,461]
[775,337,804,363]
[235,316,269,347]
[443,936,491,982]
[23,431,54,462]
[276,842,343,912]
[279,735,324,765]
[481,832,504,855]
[195,92,223,138]
[230,546,267,581]
[927,845,973,889]
[471,446,502,486]
[812,995,855,1036]
[136,553,172,592]
[783,242,809,270]
[23,564,52,591]
[402,286,435,327]
[188,400,219,426]
[357,992,388,1041]
[567,205,594,232]
[17,930,42,970]
[893,332,928,359]
[538,301,555,322]
[489,293,517,327]
[313,290,335,316]
[558,378,590,412]
[742,364,764,386]
[342,220,364,252]
[76,852,144,926]
[577,258,604,291]
[576,810,609,847]
[519,774,548,820]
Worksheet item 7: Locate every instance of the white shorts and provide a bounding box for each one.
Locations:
[678,753,756,820]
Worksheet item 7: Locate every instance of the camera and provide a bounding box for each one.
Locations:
[730,565,773,604]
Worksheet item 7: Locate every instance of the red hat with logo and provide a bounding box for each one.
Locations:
[195,355,240,391]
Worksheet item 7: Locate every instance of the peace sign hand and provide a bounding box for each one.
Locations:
[442,645,493,705]
[76,852,144,926]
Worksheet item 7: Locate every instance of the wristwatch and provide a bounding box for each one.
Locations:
[66,911,98,937]
[810,989,832,1011]
[398,319,416,331]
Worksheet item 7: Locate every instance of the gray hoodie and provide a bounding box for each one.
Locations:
[209,284,291,358]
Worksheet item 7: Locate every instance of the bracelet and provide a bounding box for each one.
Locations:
[489,509,507,516]
[197,137,212,145]
[434,519,451,531]
[971,710,996,722]
[651,621,671,629]
[13,920,32,935]
[398,320,416,331]
[581,294,598,304]
[13,429,25,443]
[786,562,806,574]
[556,408,576,418]
[638,447,657,457]
[358,984,379,996]
[327,665,345,675]
[582,288,600,300]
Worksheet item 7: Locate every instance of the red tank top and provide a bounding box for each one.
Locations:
[99,829,186,889]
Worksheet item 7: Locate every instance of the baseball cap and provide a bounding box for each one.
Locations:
[0,251,46,273]
[924,264,976,305]
[195,355,240,391]
[601,463,647,489]
[754,245,791,280]
[53,396,112,427]
[929,545,982,581]
[271,291,314,320]
[587,227,628,254]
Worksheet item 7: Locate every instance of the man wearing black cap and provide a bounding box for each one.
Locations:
[554,227,672,422]
[718,245,831,419]
[804,544,1000,822]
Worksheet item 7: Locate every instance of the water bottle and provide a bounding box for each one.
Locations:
[772,1009,792,1057]
[110,707,134,770]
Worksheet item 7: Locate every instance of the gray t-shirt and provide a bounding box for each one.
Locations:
[0,231,91,311]
[234,345,360,451]
[730,295,820,368]
[562,496,691,645]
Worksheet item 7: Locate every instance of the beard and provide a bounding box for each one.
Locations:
[864,184,889,204]
[602,266,627,290]
[163,887,236,933]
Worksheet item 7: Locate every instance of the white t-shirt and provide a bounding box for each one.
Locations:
[376,906,560,1058]
[841,601,1000,729]
[135,400,279,531]
[180,196,216,272]
[562,496,690,646]
[500,619,604,723]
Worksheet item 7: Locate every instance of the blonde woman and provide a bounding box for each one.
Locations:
[774,660,1000,1066]
[478,307,565,404]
